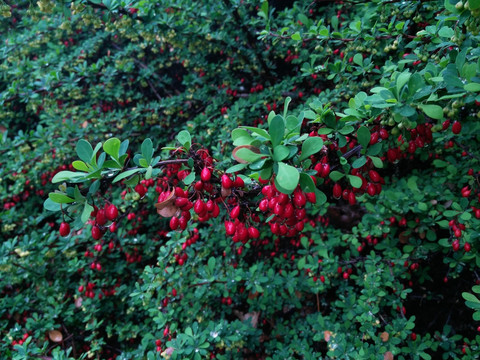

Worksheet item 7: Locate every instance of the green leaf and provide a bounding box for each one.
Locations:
[352,156,367,169]
[357,126,370,148]
[226,163,247,173]
[141,138,154,164]
[291,32,301,41]
[269,115,285,147]
[103,138,121,159]
[283,97,292,119]
[275,162,300,194]
[329,170,344,182]
[299,172,316,193]
[112,168,142,183]
[273,145,290,162]
[72,161,90,172]
[419,104,443,120]
[76,139,93,163]
[299,137,324,161]
[81,203,94,223]
[177,130,191,150]
[241,126,271,140]
[396,71,411,95]
[49,193,75,204]
[232,128,253,146]
[347,175,362,188]
[464,83,480,92]
[235,148,264,163]
[462,292,480,303]
[368,156,383,168]
[43,198,61,212]
[470,0,480,9]
[183,171,196,185]
[52,171,85,183]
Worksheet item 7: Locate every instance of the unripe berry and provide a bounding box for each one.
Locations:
[59,222,70,237]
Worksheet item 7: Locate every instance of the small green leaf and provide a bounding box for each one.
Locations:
[291,32,301,41]
[368,156,383,168]
[283,97,292,119]
[183,171,196,185]
[352,156,367,169]
[464,82,480,92]
[241,126,271,140]
[76,139,93,163]
[43,198,61,212]
[299,173,316,193]
[49,193,75,204]
[113,168,142,183]
[419,104,444,120]
[81,203,94,223]
[269,115,285,147]
[235,148,264,163]
[273,145,290,162]
[145,165,153,180]
[275,162,299,194]
[329,171,344,182]
[299,137,324,161]
[141,138,154,164]
[462,292,480,303]
[52,171,85,183]
[72,161,90,172]
[103,138,121,159]
[357,126,370,148]
[177,130,191,150]
[226,163,247,173]
[347,175,362,188]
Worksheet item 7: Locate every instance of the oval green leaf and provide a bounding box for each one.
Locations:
[275,162,299,194]
[299,137,324,161]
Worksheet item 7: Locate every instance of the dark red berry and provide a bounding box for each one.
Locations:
[59,222,70,237]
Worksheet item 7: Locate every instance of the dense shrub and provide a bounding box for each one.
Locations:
[1,0,480,359]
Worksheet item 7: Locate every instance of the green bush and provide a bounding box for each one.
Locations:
[1,0,480,359]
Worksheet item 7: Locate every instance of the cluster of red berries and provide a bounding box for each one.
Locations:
[257,182,316,237]
[11,332,30,347]
[90,203,119,240]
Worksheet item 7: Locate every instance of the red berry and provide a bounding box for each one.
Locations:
[221,174,233,189]
[109,222,117,233]
[96,209,107,226]
[411,333,417,341]
[442,119,450,130]
[135,184,147,197]
[170,216,179,230]
[248,227,260,239]
[201,167,211,182]
[59,222,70,237]
[230,205,240,219]
[293,190,307,208]
[106,204,118,221]
[234,177,244,188]
[333,183,342,199]
[194,199,205,215]
[452,121,461,134]
[225,221,236,236]
[92,226,103,240]
[368,170,381,183]
[464,242,471,252]
[452,239,460,251]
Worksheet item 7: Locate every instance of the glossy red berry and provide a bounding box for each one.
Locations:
[106,204,118,221]
[221,174,233,189]
[452,121,461,134]
[96,209,107,226]
[59,222,70,237]
[333,183,342,199]
[225,221,236,236]
[91,225,103,240]
[230,205,240,219]
[170,216,179,230]
[135,184,147,197]
[201,167,211,182]
[464,242,471,252]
